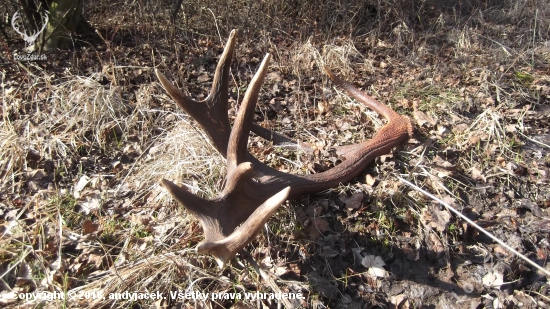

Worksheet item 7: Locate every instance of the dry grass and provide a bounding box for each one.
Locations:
[1,72,127,191]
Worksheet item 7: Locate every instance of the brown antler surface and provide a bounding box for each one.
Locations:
[155,30,413,267]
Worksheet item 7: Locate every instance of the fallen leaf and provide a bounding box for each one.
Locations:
[482,269,504,288]
[305,205,323,217]
[78,191,102,215]
[365,174,376,186]
[197,72,210,82]
[74,175,91,195]
[390,294,407,308]
[471,166,487,183]
[413,109,438,127]
[361,255,387,278]
[311,218,330,233]
[339,192,364,210]
[421,203,452,232]
[83,220,99,234]
[305,217,331,239]
[306,271,339,299]
[452,123,469,133]
[27,169,46,181]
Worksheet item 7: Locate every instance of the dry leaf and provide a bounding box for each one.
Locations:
[197,72,210,82]
[74,175,91,194]
[339,192,364,210]
[390,294,408,308]
[307,271,339,299]
[452,123,469,133]
[83,220,99,234]
[27,169,46,180]
[471,166,487,183]
[361,255,387,278]
[422,203,452,232]
[306,218,330,239]
[413,109,438,127]
[312,218,330,233]
[78,191,102,215]
[482,269,504,288]
[365,174,376,186]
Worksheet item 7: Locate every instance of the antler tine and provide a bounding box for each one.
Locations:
[206,29,237,110]
[227,53,271,172]
[197,186,290,268]
[323,66,399,121]
[321,66,413,160]
[160,179,212,218]
[155,69,207,116]
[155,29,237,155]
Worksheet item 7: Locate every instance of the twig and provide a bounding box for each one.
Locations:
[517,131,550,149]
[239,250,295,309]
[0,248,31,280]
[398,177,550,277]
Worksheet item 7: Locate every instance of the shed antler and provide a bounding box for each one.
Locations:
[155,30,412,267]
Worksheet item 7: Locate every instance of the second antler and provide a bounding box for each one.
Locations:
[155,30,413,267]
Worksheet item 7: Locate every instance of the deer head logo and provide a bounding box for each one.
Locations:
[11,10,49,47]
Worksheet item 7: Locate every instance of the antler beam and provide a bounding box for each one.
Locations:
[155,30,412,267]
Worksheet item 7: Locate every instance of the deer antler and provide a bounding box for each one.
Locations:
[155,30,412,267]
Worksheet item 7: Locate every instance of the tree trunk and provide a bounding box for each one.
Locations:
[35,0,90,52]
[18,0,44,31]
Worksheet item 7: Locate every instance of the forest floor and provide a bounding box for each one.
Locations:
[1,1,549,308]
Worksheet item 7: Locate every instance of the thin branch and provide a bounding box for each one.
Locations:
[239,250,295,309]
[398,177,550,277]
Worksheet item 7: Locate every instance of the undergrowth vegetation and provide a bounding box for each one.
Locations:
[1,0,549,308]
